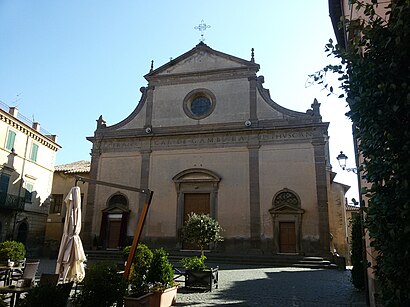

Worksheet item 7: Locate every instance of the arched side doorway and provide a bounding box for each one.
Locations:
[16,221,28,245]
[99,193,130,250]
[269,189,304,254]
[173,168,221,249]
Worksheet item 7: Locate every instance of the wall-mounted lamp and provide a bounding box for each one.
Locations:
[336,151,358,174]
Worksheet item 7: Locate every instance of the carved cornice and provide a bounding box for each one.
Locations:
[0,110,61,151]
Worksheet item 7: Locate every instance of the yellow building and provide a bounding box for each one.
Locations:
[44,160,90,256]
[0,102,60,255]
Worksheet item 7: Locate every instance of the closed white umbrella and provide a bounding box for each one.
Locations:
[55,186,86,282]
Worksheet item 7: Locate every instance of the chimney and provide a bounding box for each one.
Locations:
[32,122,41,131]
[9,107,18,117]
[46,135,58,142]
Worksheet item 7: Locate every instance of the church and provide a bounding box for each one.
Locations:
[83,42,345,257]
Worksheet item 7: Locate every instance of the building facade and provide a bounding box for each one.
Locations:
[0,102,60,254]
[44,160,90,256]
[84,43,346,257]
[328,1,391,304]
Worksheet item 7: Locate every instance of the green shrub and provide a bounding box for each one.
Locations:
[16,284,70,307]
[0,241,26,261]
[71,261,126,307]
[146,248,174,290]
[181,255,207,271]
[127,243,153,297]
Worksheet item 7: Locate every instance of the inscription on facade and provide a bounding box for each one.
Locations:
[259,131,313,141]
[153,135,248,147]
[98,130,314,152]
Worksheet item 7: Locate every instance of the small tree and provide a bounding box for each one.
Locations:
[181,213,223,256]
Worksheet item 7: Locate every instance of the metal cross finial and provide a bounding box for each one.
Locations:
[194,19,211,42]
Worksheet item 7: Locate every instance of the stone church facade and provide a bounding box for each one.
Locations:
[84,42,335,257]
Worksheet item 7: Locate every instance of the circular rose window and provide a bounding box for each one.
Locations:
[183,89,216,119]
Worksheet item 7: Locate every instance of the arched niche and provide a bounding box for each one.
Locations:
[99,192,130,250]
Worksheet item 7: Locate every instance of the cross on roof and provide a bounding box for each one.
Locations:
[194,19,211,42]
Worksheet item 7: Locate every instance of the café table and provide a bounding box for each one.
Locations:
[0,285,32,307]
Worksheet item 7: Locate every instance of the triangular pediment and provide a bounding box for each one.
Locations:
[173,168,221,183]
[269,204,305,215]
[145,42,259,79]
[102,205,129,213]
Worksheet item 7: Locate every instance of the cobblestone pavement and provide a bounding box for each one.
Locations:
[173,264,367,307]
[38,259,366,307]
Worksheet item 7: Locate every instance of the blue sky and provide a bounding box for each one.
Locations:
[0,0,359,201]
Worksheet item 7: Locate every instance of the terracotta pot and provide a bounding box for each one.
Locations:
[150,286,178,307]
[124,292,152,307]
[124,286,177,307]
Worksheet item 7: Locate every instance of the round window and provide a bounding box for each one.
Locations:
[191,96,211,116]
[183,89,216,119]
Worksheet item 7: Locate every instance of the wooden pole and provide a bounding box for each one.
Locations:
[73,176,154,280]
[123,191,153,280]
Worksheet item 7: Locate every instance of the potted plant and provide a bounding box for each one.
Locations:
[123,243,154,307]
[180,213,223,291]
[181,255,219,291]
[71,261,127,307]
[146,248,177,307]
[0,240,26,265]
[124,246,177,307]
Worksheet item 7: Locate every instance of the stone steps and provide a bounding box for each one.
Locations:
[85,250,338,270]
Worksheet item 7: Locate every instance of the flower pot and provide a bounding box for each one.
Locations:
[185,267,219,291]
[150,286,178,307]
[124,292,153,307]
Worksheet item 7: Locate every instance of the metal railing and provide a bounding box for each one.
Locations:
[0,192,25,211]
[0,100,53,137]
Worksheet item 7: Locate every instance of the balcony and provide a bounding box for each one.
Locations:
[0,192,25,211]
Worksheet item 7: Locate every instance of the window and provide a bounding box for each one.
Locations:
[30,143,39,162]
[50,194,63,213]
[191,96,211,116]
[5,130,16,151]
[0,174,10,194]
[273,190,300,208]
[183,89,216,120]
[25,183,34,203]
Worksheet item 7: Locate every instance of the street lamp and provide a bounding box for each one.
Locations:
[336,151,358,173]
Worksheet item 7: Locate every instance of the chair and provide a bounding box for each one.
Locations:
[11,260,39,285]
[39,273,59,287]
[57,281,74,307]
[0,269,8,286]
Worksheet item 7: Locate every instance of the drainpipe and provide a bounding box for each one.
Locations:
[12,134,29,239]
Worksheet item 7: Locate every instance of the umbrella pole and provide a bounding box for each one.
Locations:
[123,191,153,280]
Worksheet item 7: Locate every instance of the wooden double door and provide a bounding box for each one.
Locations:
[182,193,210,249]
[279,222,296,253]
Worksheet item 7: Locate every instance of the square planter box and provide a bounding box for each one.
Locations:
[185,267,219,291]
[124,286,177,307]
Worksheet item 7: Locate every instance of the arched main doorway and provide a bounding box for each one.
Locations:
[173,168,221,249]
